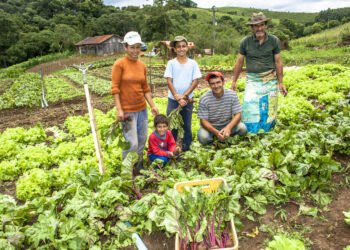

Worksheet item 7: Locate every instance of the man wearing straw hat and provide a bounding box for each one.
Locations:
[232,12,288,133]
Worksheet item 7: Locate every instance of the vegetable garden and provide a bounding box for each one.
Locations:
[0,62,349,249]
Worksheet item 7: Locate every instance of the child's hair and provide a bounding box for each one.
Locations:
[154,114,169,127]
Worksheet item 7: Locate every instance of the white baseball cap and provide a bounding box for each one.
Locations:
[122,31,144,45]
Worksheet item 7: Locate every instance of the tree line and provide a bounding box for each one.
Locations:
[1,0,349,68]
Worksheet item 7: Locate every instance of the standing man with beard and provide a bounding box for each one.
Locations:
[232,12,288,133]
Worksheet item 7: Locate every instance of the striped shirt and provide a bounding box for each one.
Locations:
[198,89,242,127]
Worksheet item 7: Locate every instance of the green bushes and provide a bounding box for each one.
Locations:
[0,73,42,109]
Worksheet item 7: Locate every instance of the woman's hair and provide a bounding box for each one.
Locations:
[154,114,169,127]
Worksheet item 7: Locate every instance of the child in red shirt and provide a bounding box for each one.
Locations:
[148,114,177,164]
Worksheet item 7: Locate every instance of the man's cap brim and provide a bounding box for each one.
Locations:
[205,71,224,81]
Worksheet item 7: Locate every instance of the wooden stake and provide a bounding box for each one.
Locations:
[72,64,105,174]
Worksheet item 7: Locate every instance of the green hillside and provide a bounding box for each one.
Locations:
[291,22,350,47]
[283,22,350,65]
[215,7,317,24]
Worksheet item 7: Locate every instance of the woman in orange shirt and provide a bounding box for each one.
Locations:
[111,31,158,171]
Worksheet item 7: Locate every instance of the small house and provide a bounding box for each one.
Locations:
[75,35,123,55]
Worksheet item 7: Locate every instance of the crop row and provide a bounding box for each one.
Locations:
[0,73,84,110]
[60,70,111,96]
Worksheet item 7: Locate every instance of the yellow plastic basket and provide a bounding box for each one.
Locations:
[174,178,239,250]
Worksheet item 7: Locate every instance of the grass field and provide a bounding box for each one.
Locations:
[290,22,350,47]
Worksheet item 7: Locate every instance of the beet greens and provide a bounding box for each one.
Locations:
[159,184,240,249]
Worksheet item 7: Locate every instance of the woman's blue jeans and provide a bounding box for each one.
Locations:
[121,109,148,169]
[166,98,193,151]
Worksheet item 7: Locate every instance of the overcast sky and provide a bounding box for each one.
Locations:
[103,0,350,12]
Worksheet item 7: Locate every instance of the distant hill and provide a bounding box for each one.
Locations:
[183,7,317,54]
[215,7,317,24]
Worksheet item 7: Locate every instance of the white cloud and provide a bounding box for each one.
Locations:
[104,0,350,12]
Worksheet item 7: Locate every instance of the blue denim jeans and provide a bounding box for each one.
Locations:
[166,98,193,151]
[149,154,170,164]
[197,122,247,145]
[121,109,148,169]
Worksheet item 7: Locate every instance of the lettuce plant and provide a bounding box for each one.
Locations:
[266,234,306,250]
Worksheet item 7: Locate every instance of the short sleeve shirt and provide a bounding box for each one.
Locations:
[164,58,202,100]
[198,89,242,128]
[239,33,281,73]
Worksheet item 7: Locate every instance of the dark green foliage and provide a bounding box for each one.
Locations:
[279,19,304,38]
[315,7,350,24]
[0,0,109,67]
[174,0,197,8]
[0,0,348,68]
[217,7,317,24]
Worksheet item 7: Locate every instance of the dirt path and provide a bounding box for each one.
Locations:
[0,96,114,132]
[27,54,118,76]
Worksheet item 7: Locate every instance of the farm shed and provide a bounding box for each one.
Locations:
[75,35,123,55]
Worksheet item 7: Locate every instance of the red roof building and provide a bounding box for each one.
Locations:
[75,34,123,55]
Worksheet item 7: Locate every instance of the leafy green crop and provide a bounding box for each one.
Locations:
[0,160,20,181]
[16,168,52,200]
[45,75,84,102]
[0,126,48,180]
[344,211,350,225]
[0,73,42,109]
[64,116,91,137]
[0,63,349,249]
[0,125,46,145]
[266,234,306,250]
[17,145,52,172]
[168,106,184,139]
[147,184,240,249]
[60,70,111,96]
[104,120,130,149]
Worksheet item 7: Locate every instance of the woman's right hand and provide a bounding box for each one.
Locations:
[117,110,125,121]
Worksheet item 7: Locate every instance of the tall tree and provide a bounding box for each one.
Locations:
[51,24,82,52]
[0,10,22,67]
[85,12,140,37]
